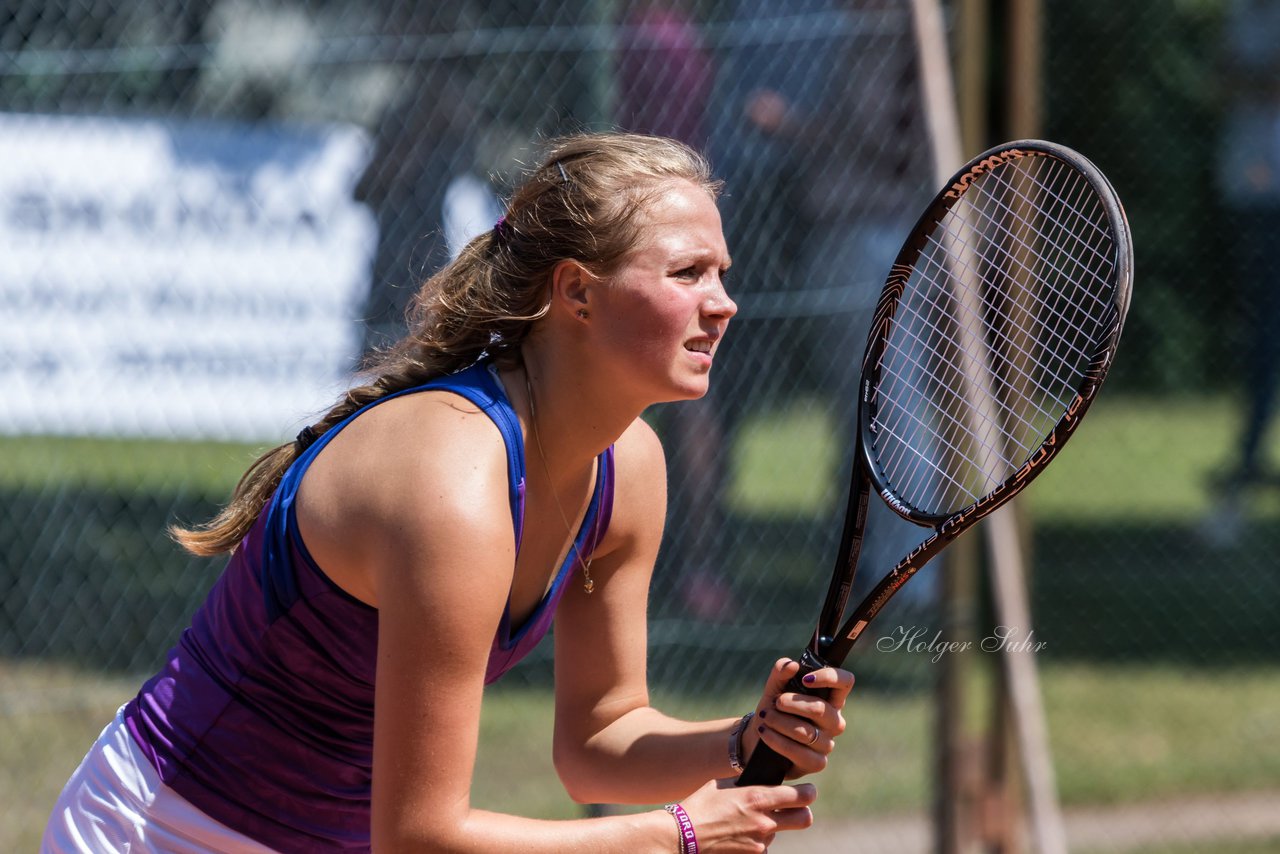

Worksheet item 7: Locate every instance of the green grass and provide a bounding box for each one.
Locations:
[0,434,266,496]
[10,661,1279,850]
[4,393,1274,522]
[471,684,929,820]
[1025,394,1280,524]
[727,393,1280,525]
[728,401,839,517]
[1046,665,1280,804]
[1080,840,1280,854]
[1,662,144,852]
[3,661,929,849]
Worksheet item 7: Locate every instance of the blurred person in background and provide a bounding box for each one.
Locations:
[355,4,481,352]
[1206,0,1280,546]
[615,0,738,620]
[711,0,937,610]
[356,59,471,352]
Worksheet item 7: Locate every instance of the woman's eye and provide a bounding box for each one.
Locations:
[674,266,699,280]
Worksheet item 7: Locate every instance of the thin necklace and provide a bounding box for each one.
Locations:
[524,370,595,594]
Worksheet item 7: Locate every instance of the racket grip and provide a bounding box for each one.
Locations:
[734,649,829,787]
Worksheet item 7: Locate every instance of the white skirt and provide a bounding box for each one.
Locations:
[42,708,278,853]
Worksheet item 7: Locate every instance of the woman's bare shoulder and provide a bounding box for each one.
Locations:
[612,416,666,475]
[297,389,516,601]
[593,416,668,554]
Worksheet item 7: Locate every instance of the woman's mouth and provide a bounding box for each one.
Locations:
[685,339,713,355]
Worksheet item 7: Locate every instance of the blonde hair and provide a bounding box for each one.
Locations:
[172,132,720,556]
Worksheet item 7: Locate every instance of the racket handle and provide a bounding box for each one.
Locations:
[735,649,829,787]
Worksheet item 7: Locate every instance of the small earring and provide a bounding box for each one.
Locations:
[576,308,589,319]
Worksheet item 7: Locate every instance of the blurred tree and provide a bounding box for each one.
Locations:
[1043,0,1230,393]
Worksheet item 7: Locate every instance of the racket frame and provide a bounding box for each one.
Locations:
[737,139,1132,787]
[823,139,1130,664]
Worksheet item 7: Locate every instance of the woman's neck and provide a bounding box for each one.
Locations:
[505,345,641,473]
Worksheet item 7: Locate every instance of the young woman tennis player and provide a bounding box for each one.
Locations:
[43,132,855,853]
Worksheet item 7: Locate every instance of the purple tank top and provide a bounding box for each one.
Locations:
[123,361,615,851]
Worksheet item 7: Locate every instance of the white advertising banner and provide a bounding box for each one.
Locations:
[0,113,376,441]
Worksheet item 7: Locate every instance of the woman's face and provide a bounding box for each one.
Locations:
[586,179,737,404]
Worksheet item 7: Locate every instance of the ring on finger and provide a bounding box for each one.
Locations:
[806,725,819,746]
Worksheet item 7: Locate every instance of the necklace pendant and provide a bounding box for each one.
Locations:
[526,369,597,599]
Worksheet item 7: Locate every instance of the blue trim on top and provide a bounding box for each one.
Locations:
[259,360,524,622]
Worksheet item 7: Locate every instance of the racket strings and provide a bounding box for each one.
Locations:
[969,156,1118,388]
[912,234,1085,418]
[986,157,1117,283]
[962,158,1117,369]
[883,174,1108,506]
[875,271,1062,467]
[930,159,1112,372]
[874,359,1021,500]
[875,306,1046,480]
[875,186,1106,504]
[903,175,1106,435]
[870,153,1118,516]
[894,159,1111,501]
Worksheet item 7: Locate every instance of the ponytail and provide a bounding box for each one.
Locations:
[171,131,717,556]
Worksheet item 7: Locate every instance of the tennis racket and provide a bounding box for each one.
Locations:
[737,139,1133,787]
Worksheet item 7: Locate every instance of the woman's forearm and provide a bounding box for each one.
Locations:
[554,705,740,804]
[376,806,676,854]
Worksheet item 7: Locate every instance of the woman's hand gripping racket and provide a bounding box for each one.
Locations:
[738,140,1133,786]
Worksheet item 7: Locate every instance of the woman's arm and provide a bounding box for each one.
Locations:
[338,398,811,852]
[551,418,722,803]
[551,420,854,806]
[359,398,520,850]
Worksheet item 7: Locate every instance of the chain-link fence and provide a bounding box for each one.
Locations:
[2,1,1278,851]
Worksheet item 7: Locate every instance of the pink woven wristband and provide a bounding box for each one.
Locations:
[664,803,698,854]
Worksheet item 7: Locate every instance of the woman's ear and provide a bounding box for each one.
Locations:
[549,259,595,319]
